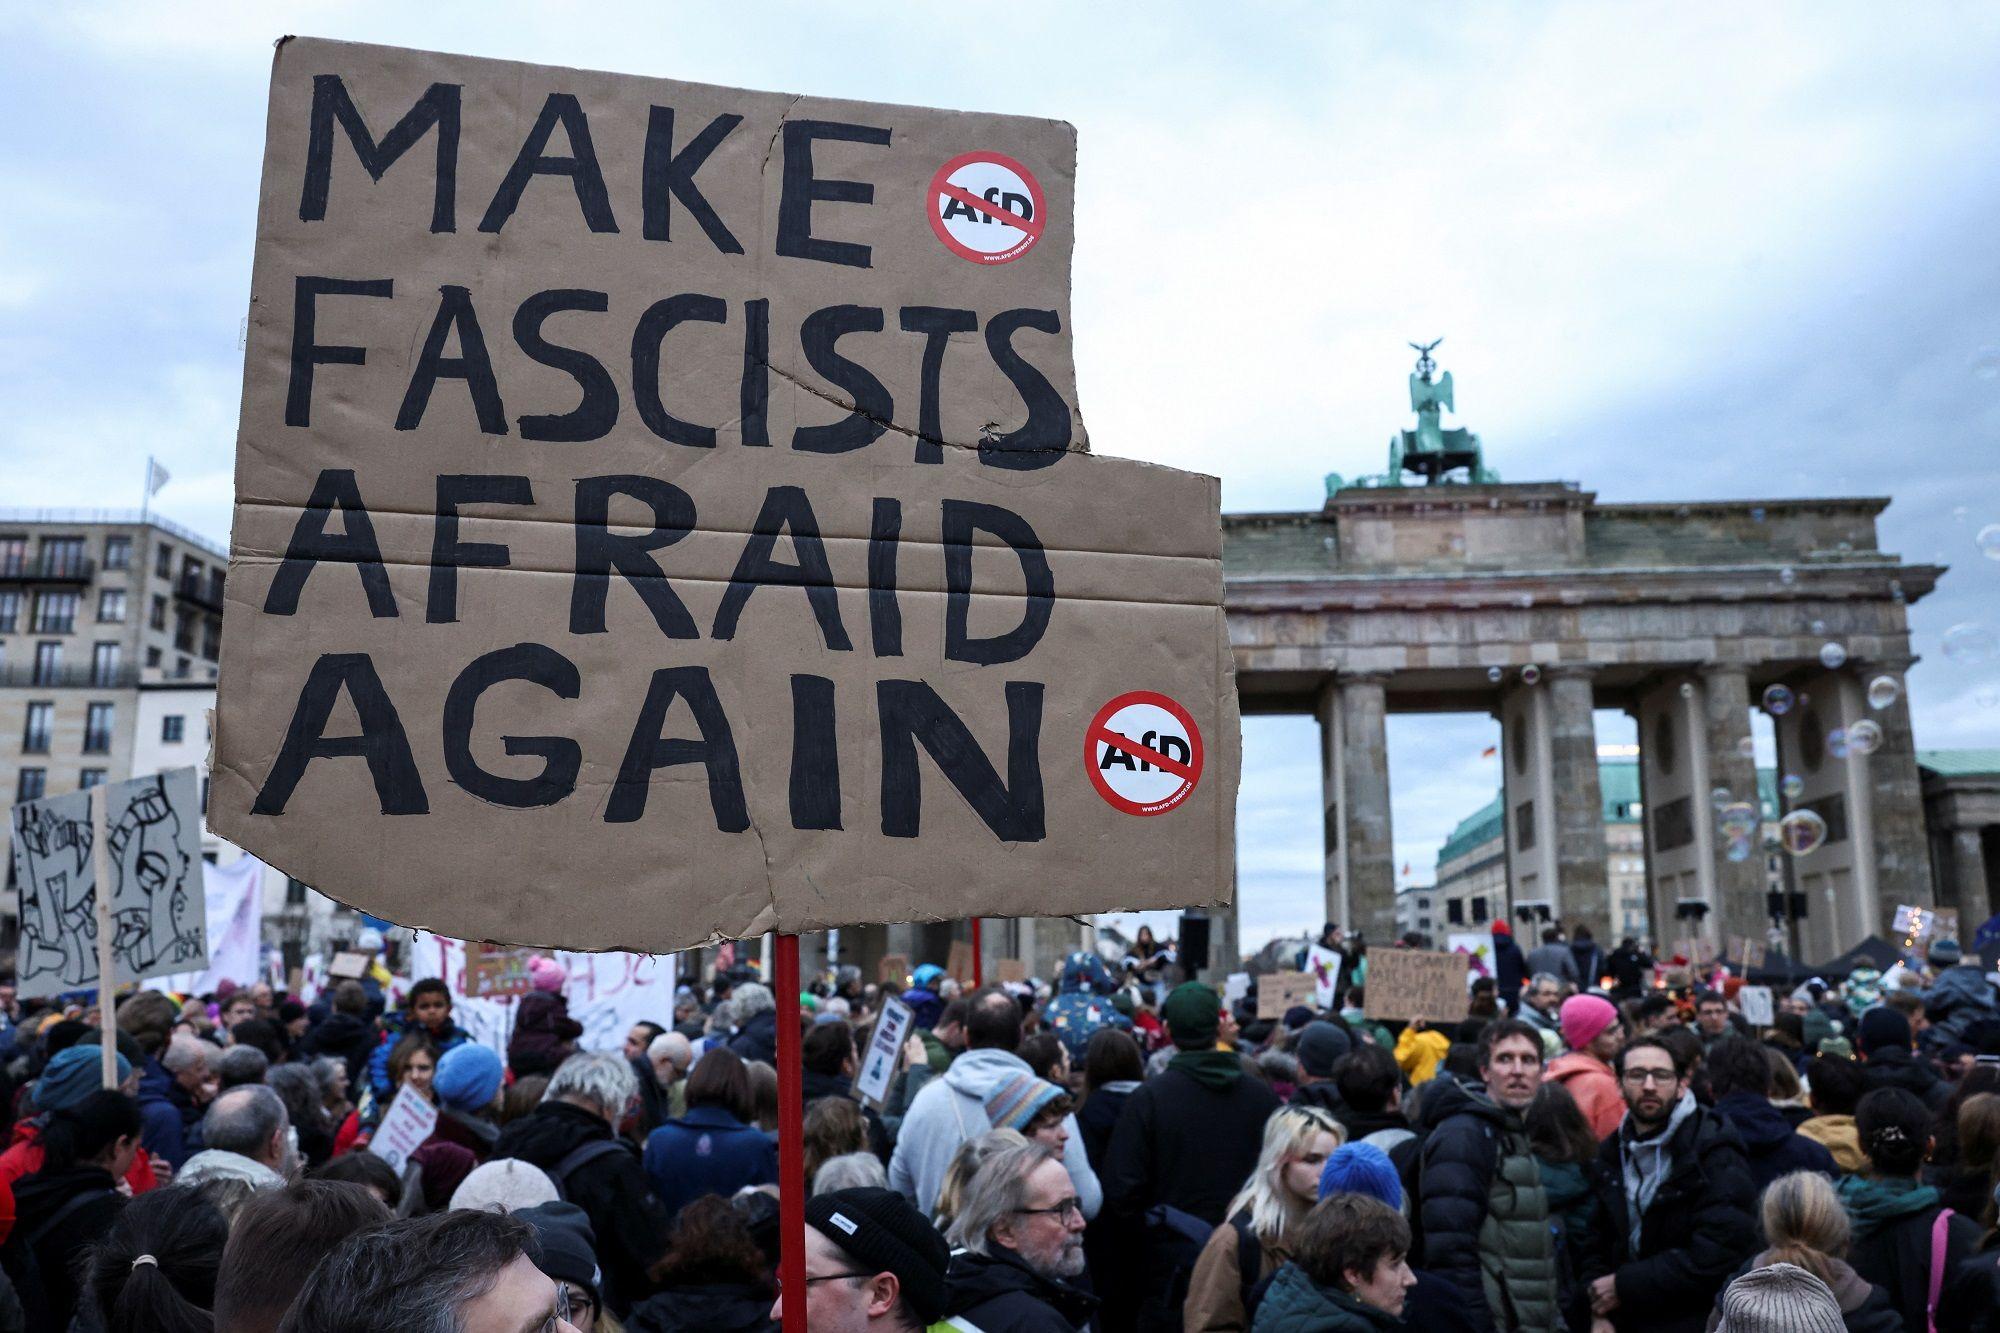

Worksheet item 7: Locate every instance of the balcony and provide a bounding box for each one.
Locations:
[0,554,95,584]
[174,570,225,612]
[0,665,139,689]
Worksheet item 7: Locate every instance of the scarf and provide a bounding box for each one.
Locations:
[1619,1089,1696,1252]
[1169,1048,1243,1091]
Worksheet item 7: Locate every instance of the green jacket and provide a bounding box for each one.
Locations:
[1249,1263,1401,1333]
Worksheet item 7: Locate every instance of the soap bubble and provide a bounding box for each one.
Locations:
[1486,666,1503,684]
[1819,642,1847,669]
[1827,727,1850,760]
[1781,773,1805,799]
[1810,620,1827,636]
[1726,838,1753,863]
[1711,787,1734,811]
[1980,525,2000,560]
[1737,736,1757,758]
[1866,676,1900,710]
[1778,809,1828,855]
[1846,718,1883,755]
[1718,802,1760,840]
[1679,682,1694,699]
[1520,665,1541,686]
[1944,623,1996,664]
[1762,684,1794,716]
[1779,566,1796,585]
[1975,348,2000,380]
[1955,505,1971,521]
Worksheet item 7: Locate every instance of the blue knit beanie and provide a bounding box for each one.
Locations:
[1319,1141,1401,1209]
[434,1043,504,1113]
[39,1044,131,1112]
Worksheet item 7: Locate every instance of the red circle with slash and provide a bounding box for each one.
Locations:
[928,151,1046,264]
[1086,691,1204,816]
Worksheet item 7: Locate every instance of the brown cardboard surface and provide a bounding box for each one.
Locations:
[211,38,1238,952]
[878,953,911,986]
[1364,950,1469,1023]
[1256,971,1314,1020]
[329,951,371,979]
[995,958,1027,983]
[946,939,975,984]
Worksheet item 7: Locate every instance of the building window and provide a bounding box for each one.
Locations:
[104,536,131,571]
[144,646,161,668]
[97,589,125,623]
[175,655,190,677]
[156,543,173,578]
[31,641,60,685]
[30,592,77,635]
[0,537,24,576]
[22,701,52,753]
[286,877,309,907]
[39,537,86,577]
[149,595,166,631]
[0,591,18,633]
[161,714,185,744]
[1471,896,1490,924]
[1654,796,1695,852]
[1514,799,1536,851]
[16,768,45,803]
[83,702,114,753]
[201,618,221,661]
[80,769,106,790]
[174,613,194,653]
[91,642,120,686]
[1447,898,1465,925]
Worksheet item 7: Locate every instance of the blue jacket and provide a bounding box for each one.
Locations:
[133,1055,197,1168]
[365,1015,470,1101]
[1714,1092,1836,1192]
[643,1106,778,1220]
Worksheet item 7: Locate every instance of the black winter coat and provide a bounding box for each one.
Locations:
[1580,1105,1756,1333]
[728,1010,779,1066]
[1414,1075,1538,1331]
[946,1246,1099,1333]
[300,1010,379,1085]
[1711,1093,1835,1192]
[1076,1084,1132,1175]
[1492,936,1527,1008]
[494,1100,673,1316]
[625,1280,778,1333]
[1102,1066,1282,1227]
[0,1164,123,1332]
[1861,1047,1950,1111]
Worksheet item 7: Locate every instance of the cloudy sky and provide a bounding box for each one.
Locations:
[4,3,1997,952]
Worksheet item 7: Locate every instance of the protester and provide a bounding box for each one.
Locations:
[1489,921,1526,1014]
[1290,1022,1352,1113]
[82,1181,229,1333]
[1394,1017,1451,1085]
[364,977,468,1105]
[1525,1080,1600,1317]
[893,987,1100,1219]
[725,983,782,1065]
[1526,929,1579,986]
[1921,938,1999,1049]
[1077,1028,1145,1173]
[510,1200,609,1333]
[299,981,378,1085]
[267,1062,336,1169]
[212,1179,392,1333]
[816,1151,889,1194]
[646,1046,780,1219]
[1581,1034,1756,1333]
[1044,950,1133,1064]
[497,1050,673,1315]
[804,1095,872,1190]
[509,986,585,1080]
[985,1073,1076,1152]
[1706,1038,1835,1190]
[311,1148,404,1210]
[154,1031,219,1167]
[1326,1045,1421,1202]
[451,1157,561,1214]
[625,1194,776,1332]
[1709,1263,1845,1333]
[181,1084,295,1192]
[1938,1091,2000,1219]
[0,1043,156,1244]
[944,1141,1098,1332]
[647,1031,695,1123]
[1569,928,1605,992]
[1834,1087,1984,1328]
[275,1208,568,1331]
[1854,1006,1949,1111]
[430,1041,505,1161]
[1185,1105,1342,1332]
[1692,992,1736,1050]
[789,1186,952,1333]
[218,1043,271,1090]
[1415,1016,1557,1330]
[1250,1192,1416,1333]
[1547,994,1626,1140]
[1701,1171,1900,1333]
[1796,1057,1869,1174]
[0,1089,141,1329]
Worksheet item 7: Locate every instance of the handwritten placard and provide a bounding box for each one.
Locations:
[1364,950,1470,1023]
[1257,971,1315,1019]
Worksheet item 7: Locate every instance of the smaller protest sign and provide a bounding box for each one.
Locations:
[1224,972,1251,1005]
[1737,985,1775,1027]
[1892,904,1917,934]
[1736,936,1767,971]
[1366,950,1470,1023]
[465,945,535,999]
[996,959,1029,984]
[946,940,976,985]
[368,1086,439,1173]
[1257,971,1315,1020]
[853,995,915,1109]
[1306,944,1343,1010]
[1930,909,1959,943]
[1448,933,1493,978]
[878,954,911,987]
[329,951,371,980]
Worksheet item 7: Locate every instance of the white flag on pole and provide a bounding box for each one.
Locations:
[146,459,171,496]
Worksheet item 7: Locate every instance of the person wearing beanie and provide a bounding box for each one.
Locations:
[1490,919,1527,1014]
[1922,936,2000,1051]
[1854,1006,1949,1111]
[1546,994,1626,1139]
[516,1201,606,1329]
[788,1186,951,1332]
[1291,1020,1353,1112]
[984,1073,1073,1148]
[0,1046,157,1247]
[1319,1140,1401,1209]
[450,1157,560,1214]
[428,1042,504,1161]
[1103,982,1281,1327]
[1714,1262,1844,1333]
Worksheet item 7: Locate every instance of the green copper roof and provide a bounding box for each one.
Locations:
[1436,795,1503,868]
[1918,749,2000,777]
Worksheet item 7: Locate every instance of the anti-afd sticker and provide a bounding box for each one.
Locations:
[1086,691,1204,816]
[928,150,1046,264]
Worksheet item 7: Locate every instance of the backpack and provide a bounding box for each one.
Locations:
[547,1138,629,1203]
[1139,1202,1212,1333]
[1231,1212,1274,1320]
[0,1185,116,1328]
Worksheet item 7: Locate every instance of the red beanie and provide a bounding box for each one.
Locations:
[1491,920,1512,936]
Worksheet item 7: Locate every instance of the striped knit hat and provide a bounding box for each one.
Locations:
[1716,1263,1843,1332]
[983,1073,1066,1131]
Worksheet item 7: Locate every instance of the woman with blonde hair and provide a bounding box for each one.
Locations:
[1185,1104,1344,1332]
[1703,1171,1899,1333]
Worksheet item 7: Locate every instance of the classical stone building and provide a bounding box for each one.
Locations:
[1922,750,2000,934]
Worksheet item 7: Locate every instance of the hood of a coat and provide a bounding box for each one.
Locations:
[178,1149,285,1191]
[1058,950,1118,996]
[941,1047,1032,1100]
[11,1163,116,1223]
[1715,1092,1798,1151]
[1416,1072,1503,1135]
[945,1246,1098,1320]
[1546,1051,1613,1083]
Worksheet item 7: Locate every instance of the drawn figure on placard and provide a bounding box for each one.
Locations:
[12,803,97,991]
[106,777,201,972]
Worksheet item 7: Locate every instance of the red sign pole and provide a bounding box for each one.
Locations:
[774,932,806,1333]
[971,917,984,986]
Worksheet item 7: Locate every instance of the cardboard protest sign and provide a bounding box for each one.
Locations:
[878,954,911,987]
[1737,985,1774,1027]
[369,1086,439,1172]
[209,38,1239,952]
[1306,943,1342,1009]
[1257,971,1314,1019]
[12,769,207,1000]
[995,958,1028,983]
[854,994,914,1108]
[1364,950,1470,1023]
[946,939,976,985]
[465,943,536,998]
[329,951,372,979]
[160,853,264,997]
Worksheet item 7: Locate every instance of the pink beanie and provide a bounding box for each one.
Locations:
[1560,994,1618,1051]
[528,955,567,993]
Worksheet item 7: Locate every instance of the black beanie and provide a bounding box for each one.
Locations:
[1857,1005,1911,1057]
[805,1187,950,1323]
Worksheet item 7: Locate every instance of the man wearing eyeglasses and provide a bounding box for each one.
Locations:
[787,1186,951,1332]
[943,1141,1097,1332]
[1578,1035,1754,1333]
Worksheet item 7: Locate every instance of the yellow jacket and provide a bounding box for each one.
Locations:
[1394,1026,1451,1084]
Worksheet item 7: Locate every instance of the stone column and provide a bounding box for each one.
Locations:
[1339,675,1396,944]
[1700,665,1767,946]
[1948,827,1993,922]
[1317,679,1346,931]
[1857,665,1935,926]
[1547,667,1611,943]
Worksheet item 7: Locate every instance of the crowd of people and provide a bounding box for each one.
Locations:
[0,920,1993,1331]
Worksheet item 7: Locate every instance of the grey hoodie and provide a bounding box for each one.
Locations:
[885,1046,1100,1220]
[1619,1088,1697,1252]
